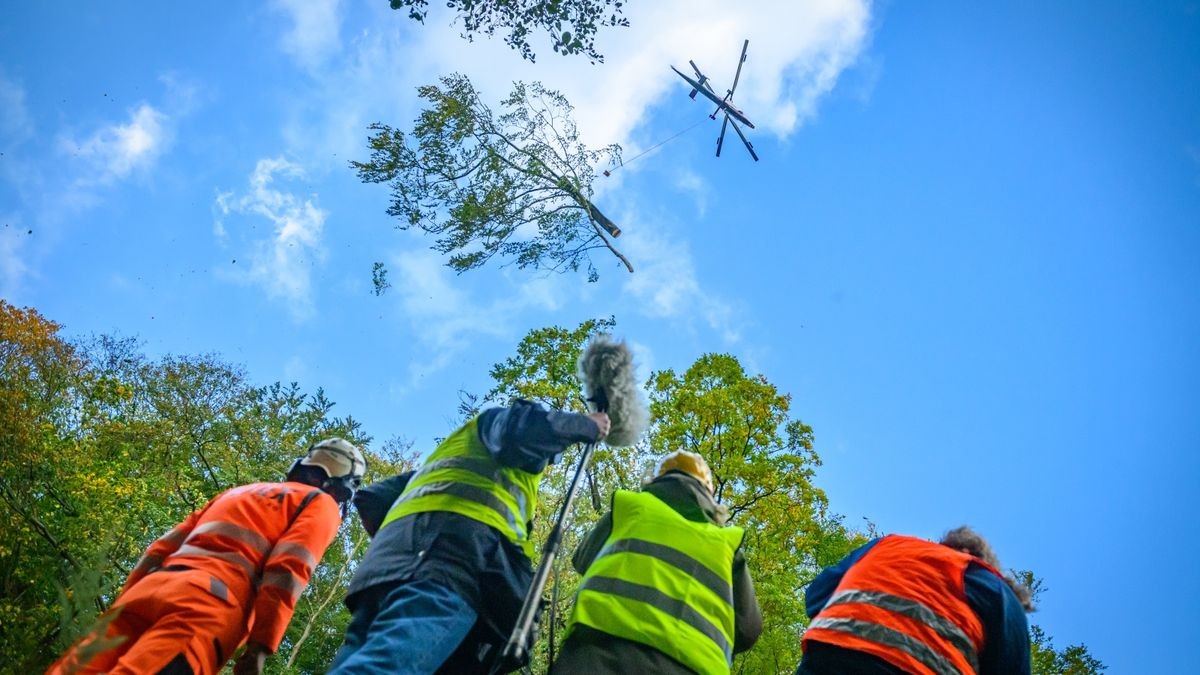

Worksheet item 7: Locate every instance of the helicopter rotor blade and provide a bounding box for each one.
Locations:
[729,39,749,98]
[728,117,759,162]
[716,115,730,157]
[689,60,722,97]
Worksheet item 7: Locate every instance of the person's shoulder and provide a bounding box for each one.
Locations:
[963,560,1018,610]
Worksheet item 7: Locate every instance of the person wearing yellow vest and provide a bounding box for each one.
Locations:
[552,450,763,675]
[328,400,609,674]
[797,527,1034,675]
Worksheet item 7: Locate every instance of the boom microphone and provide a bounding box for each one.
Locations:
[493,334,647,673]
[577,335,648,446]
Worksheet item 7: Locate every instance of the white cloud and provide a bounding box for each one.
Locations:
[0,77,37,297]
[63,104,171,183]
[673,168,709,217]
[388,248,566,387]
[0,72,33,143]
[0,219,30,298]
[0,74,200,300]
[271,0,873,169]
[283,354,311,382]
[215,158,328,319]
[271,0,343,71]
[260,0,864,355]
[621,226,740,344]
[393,0,872,151]
[626,338,657,386]
[158,71,204,116]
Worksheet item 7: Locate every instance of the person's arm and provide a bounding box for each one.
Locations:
[964,564,1031,675]
[246,491,341,654]
[804,539,880,619]
[121,507,205,593]
[572,510,614,574]
[353,471,416,538]
[731,548,763,653]
[477,399,606,473]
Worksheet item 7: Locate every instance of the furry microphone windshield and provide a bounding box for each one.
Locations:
[577,335,648,447]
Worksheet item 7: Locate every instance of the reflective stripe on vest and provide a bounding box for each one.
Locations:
[261,569,306,602]
[568,489,744,675]
[416,456,530,524]
[380,418,543,557]
[190,521,272,556]
[165,484,325,589]
[268,541,318,569]
[579,575,732,659]
[400,480,523,540]
[824,590,980,673]
[173,544,259,580]
[808,617,964,675]
[802,535,991,675]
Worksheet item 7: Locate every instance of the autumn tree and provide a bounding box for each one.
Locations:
[0,301,411,672]
[647,353,855,673]
[353,74,630,283]
[0,302,87,663]
[385,0,630,63]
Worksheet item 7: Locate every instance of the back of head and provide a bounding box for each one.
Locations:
[939,526,1000,568]
[939,526,1034,611]
[653,450,715,496]
[288,437,367,505]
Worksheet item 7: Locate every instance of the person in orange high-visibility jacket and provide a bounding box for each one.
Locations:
[798,526,1035,675]
[48,438,366,675]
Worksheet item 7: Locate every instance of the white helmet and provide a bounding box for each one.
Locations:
[290,438,366,505]
[302,438,366,481]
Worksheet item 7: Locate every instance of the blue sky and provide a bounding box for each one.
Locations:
[3,1,1198,670]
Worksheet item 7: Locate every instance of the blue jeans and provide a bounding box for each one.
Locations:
[328,579,478,674]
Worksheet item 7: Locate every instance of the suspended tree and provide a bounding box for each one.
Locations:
[353,74,631,283]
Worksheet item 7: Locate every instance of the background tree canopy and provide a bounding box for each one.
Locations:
[0,301,415,672]
[3,302,1103,673]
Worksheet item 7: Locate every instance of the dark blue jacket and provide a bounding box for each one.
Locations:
[798,538,1031,675]
[345,401,600,671]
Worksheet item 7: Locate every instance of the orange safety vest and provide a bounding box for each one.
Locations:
[802,535,1002,675]
[123,481,340,650]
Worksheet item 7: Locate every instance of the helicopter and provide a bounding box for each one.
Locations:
[670,39,759,161]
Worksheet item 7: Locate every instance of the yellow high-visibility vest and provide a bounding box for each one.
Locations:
[380,418,543,558]
[567,489,745,675]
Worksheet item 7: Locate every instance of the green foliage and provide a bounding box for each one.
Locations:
[647,353,846,673]
[0,301,412,672]
[386,0,630,63]
[473,316,629,670]
[1017,571,1107,674]
[471,318,866,672]
[1031,625,1107,674]
[4,302,1104,672]
[371,261,391,296]
[352,74,629,282]
[53,540,127,671]
[478,320,1102,674]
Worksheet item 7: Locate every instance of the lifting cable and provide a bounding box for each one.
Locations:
[603,118,709,177]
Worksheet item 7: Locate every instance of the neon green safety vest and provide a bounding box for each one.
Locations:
[380,418,543,558]
[567,489,745,675]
